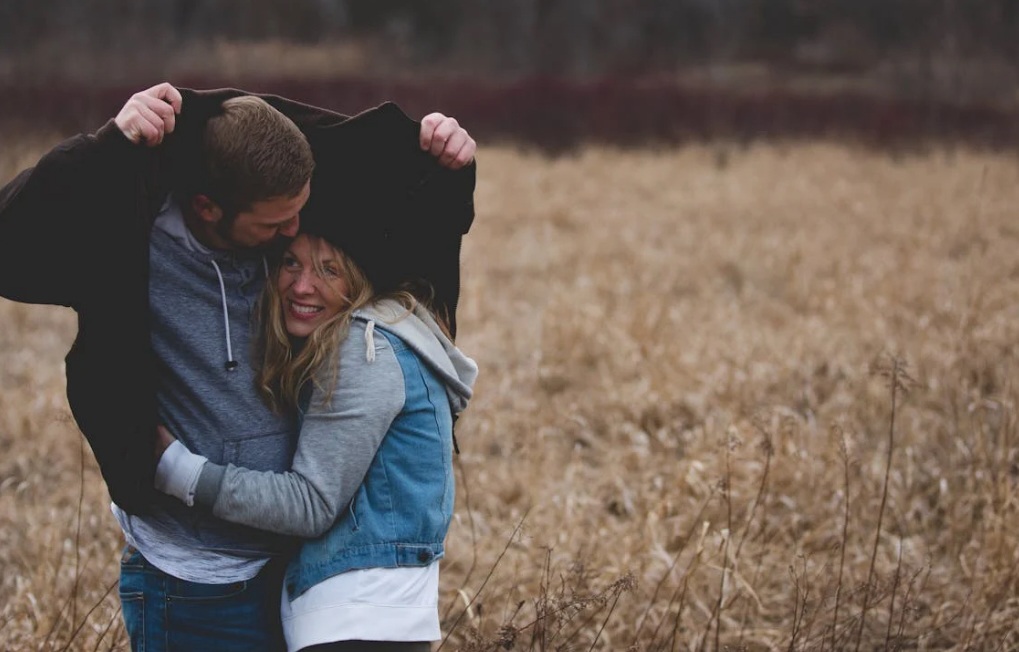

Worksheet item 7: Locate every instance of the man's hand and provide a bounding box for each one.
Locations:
[155,425,177,461]
[420,113,476,169]
[115,83,183,146]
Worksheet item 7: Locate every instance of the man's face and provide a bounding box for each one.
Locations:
[219,181,311,251]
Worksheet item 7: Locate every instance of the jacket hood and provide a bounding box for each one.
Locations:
[354,299,477,414]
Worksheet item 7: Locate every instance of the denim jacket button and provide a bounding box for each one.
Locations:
[417,550,432,563]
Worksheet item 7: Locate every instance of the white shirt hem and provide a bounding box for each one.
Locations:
[283,603,440,651]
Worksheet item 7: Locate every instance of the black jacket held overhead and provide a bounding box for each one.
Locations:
[0,88,476,515]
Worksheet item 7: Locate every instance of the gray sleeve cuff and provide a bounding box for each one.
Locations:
[194,463,228,508]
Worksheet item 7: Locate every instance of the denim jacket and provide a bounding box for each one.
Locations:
[284,327,459,598]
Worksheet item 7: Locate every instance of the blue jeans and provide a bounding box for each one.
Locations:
[119,546,285,652]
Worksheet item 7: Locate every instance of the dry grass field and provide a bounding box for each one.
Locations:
[1,136,1018,651]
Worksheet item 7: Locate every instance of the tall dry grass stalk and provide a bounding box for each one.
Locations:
[2,137,1019,650]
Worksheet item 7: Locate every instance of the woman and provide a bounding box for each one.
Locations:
[155,232,478,652]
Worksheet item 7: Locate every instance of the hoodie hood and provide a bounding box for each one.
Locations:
[353,299,477,414]
[152,195,211,254]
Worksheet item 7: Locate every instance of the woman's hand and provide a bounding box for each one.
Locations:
[155,425,177,461]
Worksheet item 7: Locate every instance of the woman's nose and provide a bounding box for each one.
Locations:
[292,270,315,294]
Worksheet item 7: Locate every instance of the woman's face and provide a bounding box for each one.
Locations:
[277,234,350,338]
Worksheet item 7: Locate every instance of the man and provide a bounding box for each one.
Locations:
[0,82,477,651]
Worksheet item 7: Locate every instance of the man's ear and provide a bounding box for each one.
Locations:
[191,194,223,225]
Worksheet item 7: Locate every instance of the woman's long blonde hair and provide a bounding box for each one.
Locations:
[255,235,448,412]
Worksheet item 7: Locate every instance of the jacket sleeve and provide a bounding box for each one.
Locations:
[190,321,404,538]
[0,121,144,308]
[404,158,476,338]
[417,159,476,236]
[382,104,476,338]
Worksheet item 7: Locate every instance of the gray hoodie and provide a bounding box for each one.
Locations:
[119,200,298,584]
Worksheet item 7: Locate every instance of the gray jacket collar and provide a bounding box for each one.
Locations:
[354,299,477,414]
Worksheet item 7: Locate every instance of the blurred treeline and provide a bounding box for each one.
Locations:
[3,0,1019,148]
[2,0,1018,80]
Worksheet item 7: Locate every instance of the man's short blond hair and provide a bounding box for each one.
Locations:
[200,96,315,216]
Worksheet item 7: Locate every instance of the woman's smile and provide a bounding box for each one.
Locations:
[287,300,325,319]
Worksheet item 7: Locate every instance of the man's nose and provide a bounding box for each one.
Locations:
[280,216,300,238]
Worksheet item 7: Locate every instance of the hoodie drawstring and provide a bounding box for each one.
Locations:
[209,259,239,371]
[364,320,377,363]
[209,257,270,372]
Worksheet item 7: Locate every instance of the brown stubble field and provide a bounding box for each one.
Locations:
[1,137,1018,651]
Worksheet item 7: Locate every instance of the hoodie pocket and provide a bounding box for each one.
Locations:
[221,429,295,472]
